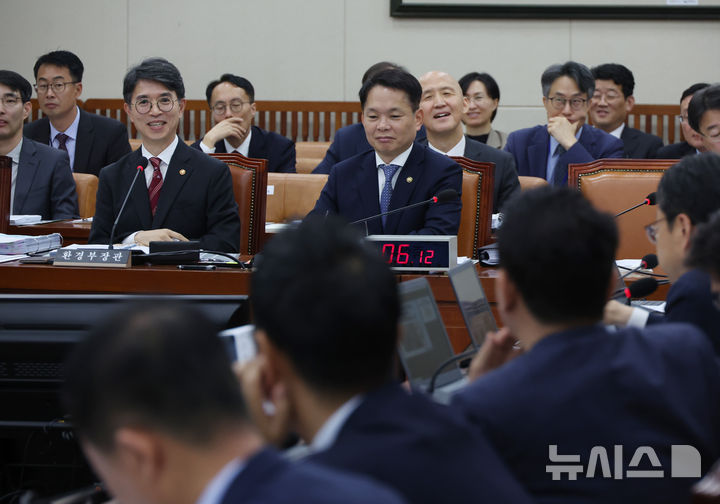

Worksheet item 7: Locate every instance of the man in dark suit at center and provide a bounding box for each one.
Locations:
[191,74,296,173]
[505,61,623,185]
[24,50,131,176]
[417,70,519,213]
[310,68,462,235]
[88,58,240,252]
[589,63,664,159]
[238,216,534,504]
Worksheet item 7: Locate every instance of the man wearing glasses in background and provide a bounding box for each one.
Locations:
[192,74,295,173]
[88,58,240,251]
[603,153,720,354]
[504,61,623,185]
[688,83,720,156]
[0,70,78,219]
[24,50,131,176]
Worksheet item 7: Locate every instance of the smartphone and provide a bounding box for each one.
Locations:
[219,324,257,364]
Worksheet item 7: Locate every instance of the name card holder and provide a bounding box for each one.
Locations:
[53,247,132,268]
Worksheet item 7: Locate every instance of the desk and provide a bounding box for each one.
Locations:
[8,221,91,245]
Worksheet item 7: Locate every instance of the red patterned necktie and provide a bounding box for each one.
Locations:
[148,157,164,216]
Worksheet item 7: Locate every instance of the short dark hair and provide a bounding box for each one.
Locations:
[205,73,255,106]
[62,302,247,452]
[681,82,709,103]
[497,186,617,325]
[541,61,595,98]
[123,57,185,103]
[591,63,635,98]
[359,68,422,111]
[0,70,32,102]
[251,216,400,395]
[687,84,720,133]
[687,210,720,277]
[33,50,84,82]
[458,72,501,122]
[361,62,405,85]
[657,152,720,229]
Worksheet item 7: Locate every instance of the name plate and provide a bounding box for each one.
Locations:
[53,247,132,268]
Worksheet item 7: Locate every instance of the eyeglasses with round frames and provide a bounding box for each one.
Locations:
[212,100,250,114]
[644,217,667,245]
[700,128,720,143]
[547,96,587,111]
[34,81,79,94]
[0,94,22,108]
[132,97,177,115]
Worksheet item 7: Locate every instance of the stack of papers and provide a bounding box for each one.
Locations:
[0,233,62,255]
[9,214,42,225]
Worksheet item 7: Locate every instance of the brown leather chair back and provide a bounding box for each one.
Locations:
[210,153,268,255]
[72,173,99,218]
[295,141,331,174]
[452,156,494,259]
[266,173,328,222]
[518,176,549,191]
[568,159,677,260]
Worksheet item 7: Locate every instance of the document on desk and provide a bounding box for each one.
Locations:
[0,254,28,264]
[0,233,62,254]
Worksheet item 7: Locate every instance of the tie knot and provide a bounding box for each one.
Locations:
[381,163,400,179]
[55,133,69,146]
[149,157,162,170]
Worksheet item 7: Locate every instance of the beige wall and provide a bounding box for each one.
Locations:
[4,0,719,133]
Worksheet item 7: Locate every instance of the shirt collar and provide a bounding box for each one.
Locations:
[223,128,252,157]
[428,135,465,157]
[310,395,363,453]
[8,137,23,164]
[142,135,179,166]
[375,143,414,169]
[194,457,245,504]
[49,105,81,142]
[608,123,625,139]
[549,125,583,155]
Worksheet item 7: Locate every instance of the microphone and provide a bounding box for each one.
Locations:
[624,277,659,301]
[349,189,459,227]
[619,253,658,279]
[109,158,148,249]
[615,192,656,218]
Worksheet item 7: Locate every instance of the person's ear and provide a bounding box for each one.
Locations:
[495,269,518,319]
[114,427,165,486]
[675,213,694,253]
[414,107,424,131]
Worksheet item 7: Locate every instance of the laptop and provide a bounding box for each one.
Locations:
[447,261,498,349]
[398,278,467,403]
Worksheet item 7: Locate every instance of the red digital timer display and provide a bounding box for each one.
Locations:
[374,241,450,268]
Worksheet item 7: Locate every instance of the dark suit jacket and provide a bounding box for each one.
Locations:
[310,143,462,235]
[313,124,427,174]
[620,126,663,159]
[418,137,520,213]
[24,109,131,177]
[14,138,78,219]
[647,269,720,354]
[191,125,296,173]
[307,384,534,504]
[656,141,696,159]
[452,323,720,504]
[222,448,405,504]
[504,124,624,185]
[88,139,240,252]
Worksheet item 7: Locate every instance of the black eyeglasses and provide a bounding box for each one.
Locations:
[212,100,250,114]
[547,96,587,111]
[132,97,177,114]
[34,81,79,94]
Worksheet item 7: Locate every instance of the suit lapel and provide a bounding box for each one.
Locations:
[214,139,228,153]
[247,126,265,158]
[528,127,549,178]
[127,150,153,230]
[152,142,192,227]
[385,145,422,234]
[73,110,93,173]
[357,152,383,235]
[14,140,40,214]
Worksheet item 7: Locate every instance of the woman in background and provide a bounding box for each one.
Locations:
[459,72,507,149]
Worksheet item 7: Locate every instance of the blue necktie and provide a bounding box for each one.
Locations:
[380,163,401,228]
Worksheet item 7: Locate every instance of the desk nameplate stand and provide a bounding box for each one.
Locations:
[54,247,132,268]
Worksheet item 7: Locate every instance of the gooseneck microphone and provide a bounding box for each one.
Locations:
[615,192,656,218]
[109,157,148,249]
[349,188,459,227]
[624,277,659,301]
[619,253,658,279]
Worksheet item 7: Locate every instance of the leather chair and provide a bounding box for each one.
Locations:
[568,159,676,260]
[518,176,548,191]
[266,173,328,222]
[452,156,494,259]
[210,153,268,255]
[72,173,99,218]
[295,141,331,174]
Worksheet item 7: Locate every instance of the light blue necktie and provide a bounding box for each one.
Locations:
[380,163,401,228]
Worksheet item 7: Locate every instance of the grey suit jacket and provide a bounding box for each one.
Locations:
[14,138,79,219]
[485,129,508,150]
